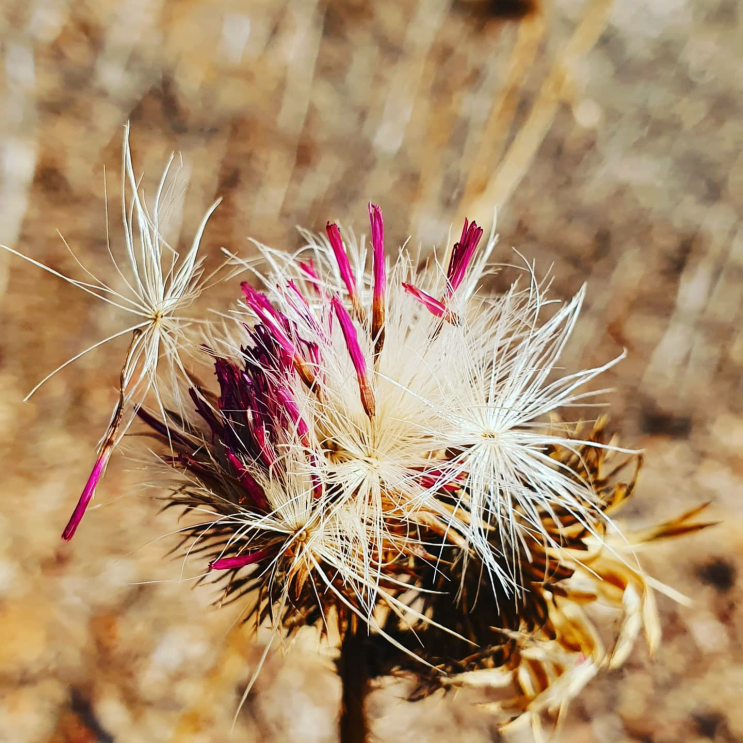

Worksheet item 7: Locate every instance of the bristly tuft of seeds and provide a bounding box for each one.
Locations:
[133,200,710,734]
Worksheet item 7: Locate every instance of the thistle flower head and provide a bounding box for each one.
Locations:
[138,204,635,627]
[133,200,712,733]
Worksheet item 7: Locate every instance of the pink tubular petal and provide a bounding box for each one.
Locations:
[369,203,386,353]
[299,258,320,282]
[402,283,447,318]
[287,279,310,312]
[326,222,360,313]
[210,549,269,571]
[255,425,277,468]
[242,282,318,388]
[332,295,375,417]
[225,449,269,510]
[369,203,385,304]
[241,282,296,357]
[62,449,112,540]
[286,280,323,338]
[446,218,484,294]
[331,296,367,376]
[275,386,310,447]
[299,259,325,299]
[241,281,274,316]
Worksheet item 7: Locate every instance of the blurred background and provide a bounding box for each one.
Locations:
[0,0,741,741]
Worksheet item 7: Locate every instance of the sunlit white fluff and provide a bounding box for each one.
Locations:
[1,125,222,538]
[225,214,626,598]
[432,277,629,587]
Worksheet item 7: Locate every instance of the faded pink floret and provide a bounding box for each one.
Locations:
[62,449,111,540]
[299,258,319,283]
[369,203,385,306]
[241,282,296,357]
[210,549,269,571]
[242,282,317,387]
[241,282,275,316]
[402,283,447,318]
[299,258,325,298]
[287,279,310,312]
[446,218,484,295]
[369,203,386,353]
[242,283,296,345]
[402,218,482,322]
[286,280,324,338]
[326,222,359,309]
[332,295,375,417]
[225,449,269,511]
[332,296,367,378]
[275,385,310,447]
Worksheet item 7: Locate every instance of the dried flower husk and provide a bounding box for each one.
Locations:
[365,420,713,736]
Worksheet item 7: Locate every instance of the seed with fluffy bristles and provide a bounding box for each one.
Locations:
[1,125,224,538]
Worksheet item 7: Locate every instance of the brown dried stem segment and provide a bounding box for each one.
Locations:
[62,328,144,540]
[338,619,370,743]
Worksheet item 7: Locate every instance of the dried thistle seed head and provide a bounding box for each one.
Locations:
[222,206,631,594]
[134,203,713,734]
[139,205,643,634]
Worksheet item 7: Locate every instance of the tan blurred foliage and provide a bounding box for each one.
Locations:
[0,0,742,741]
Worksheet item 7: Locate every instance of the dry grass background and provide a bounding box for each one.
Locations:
[0,0,742,741]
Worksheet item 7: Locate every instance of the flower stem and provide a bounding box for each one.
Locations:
[338,620,370,743]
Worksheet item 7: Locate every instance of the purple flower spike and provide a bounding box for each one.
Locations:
[369,203,386,354]
[241,282,296,357]
[402,283,447,319]
[242,281,316,387]
[332,295,375,418]
[225,449,269,511]
[275,386,311,447]
[210,549,269,571]
[446,218,484,295]
[326,222,362,316]
[62,449,111,540]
